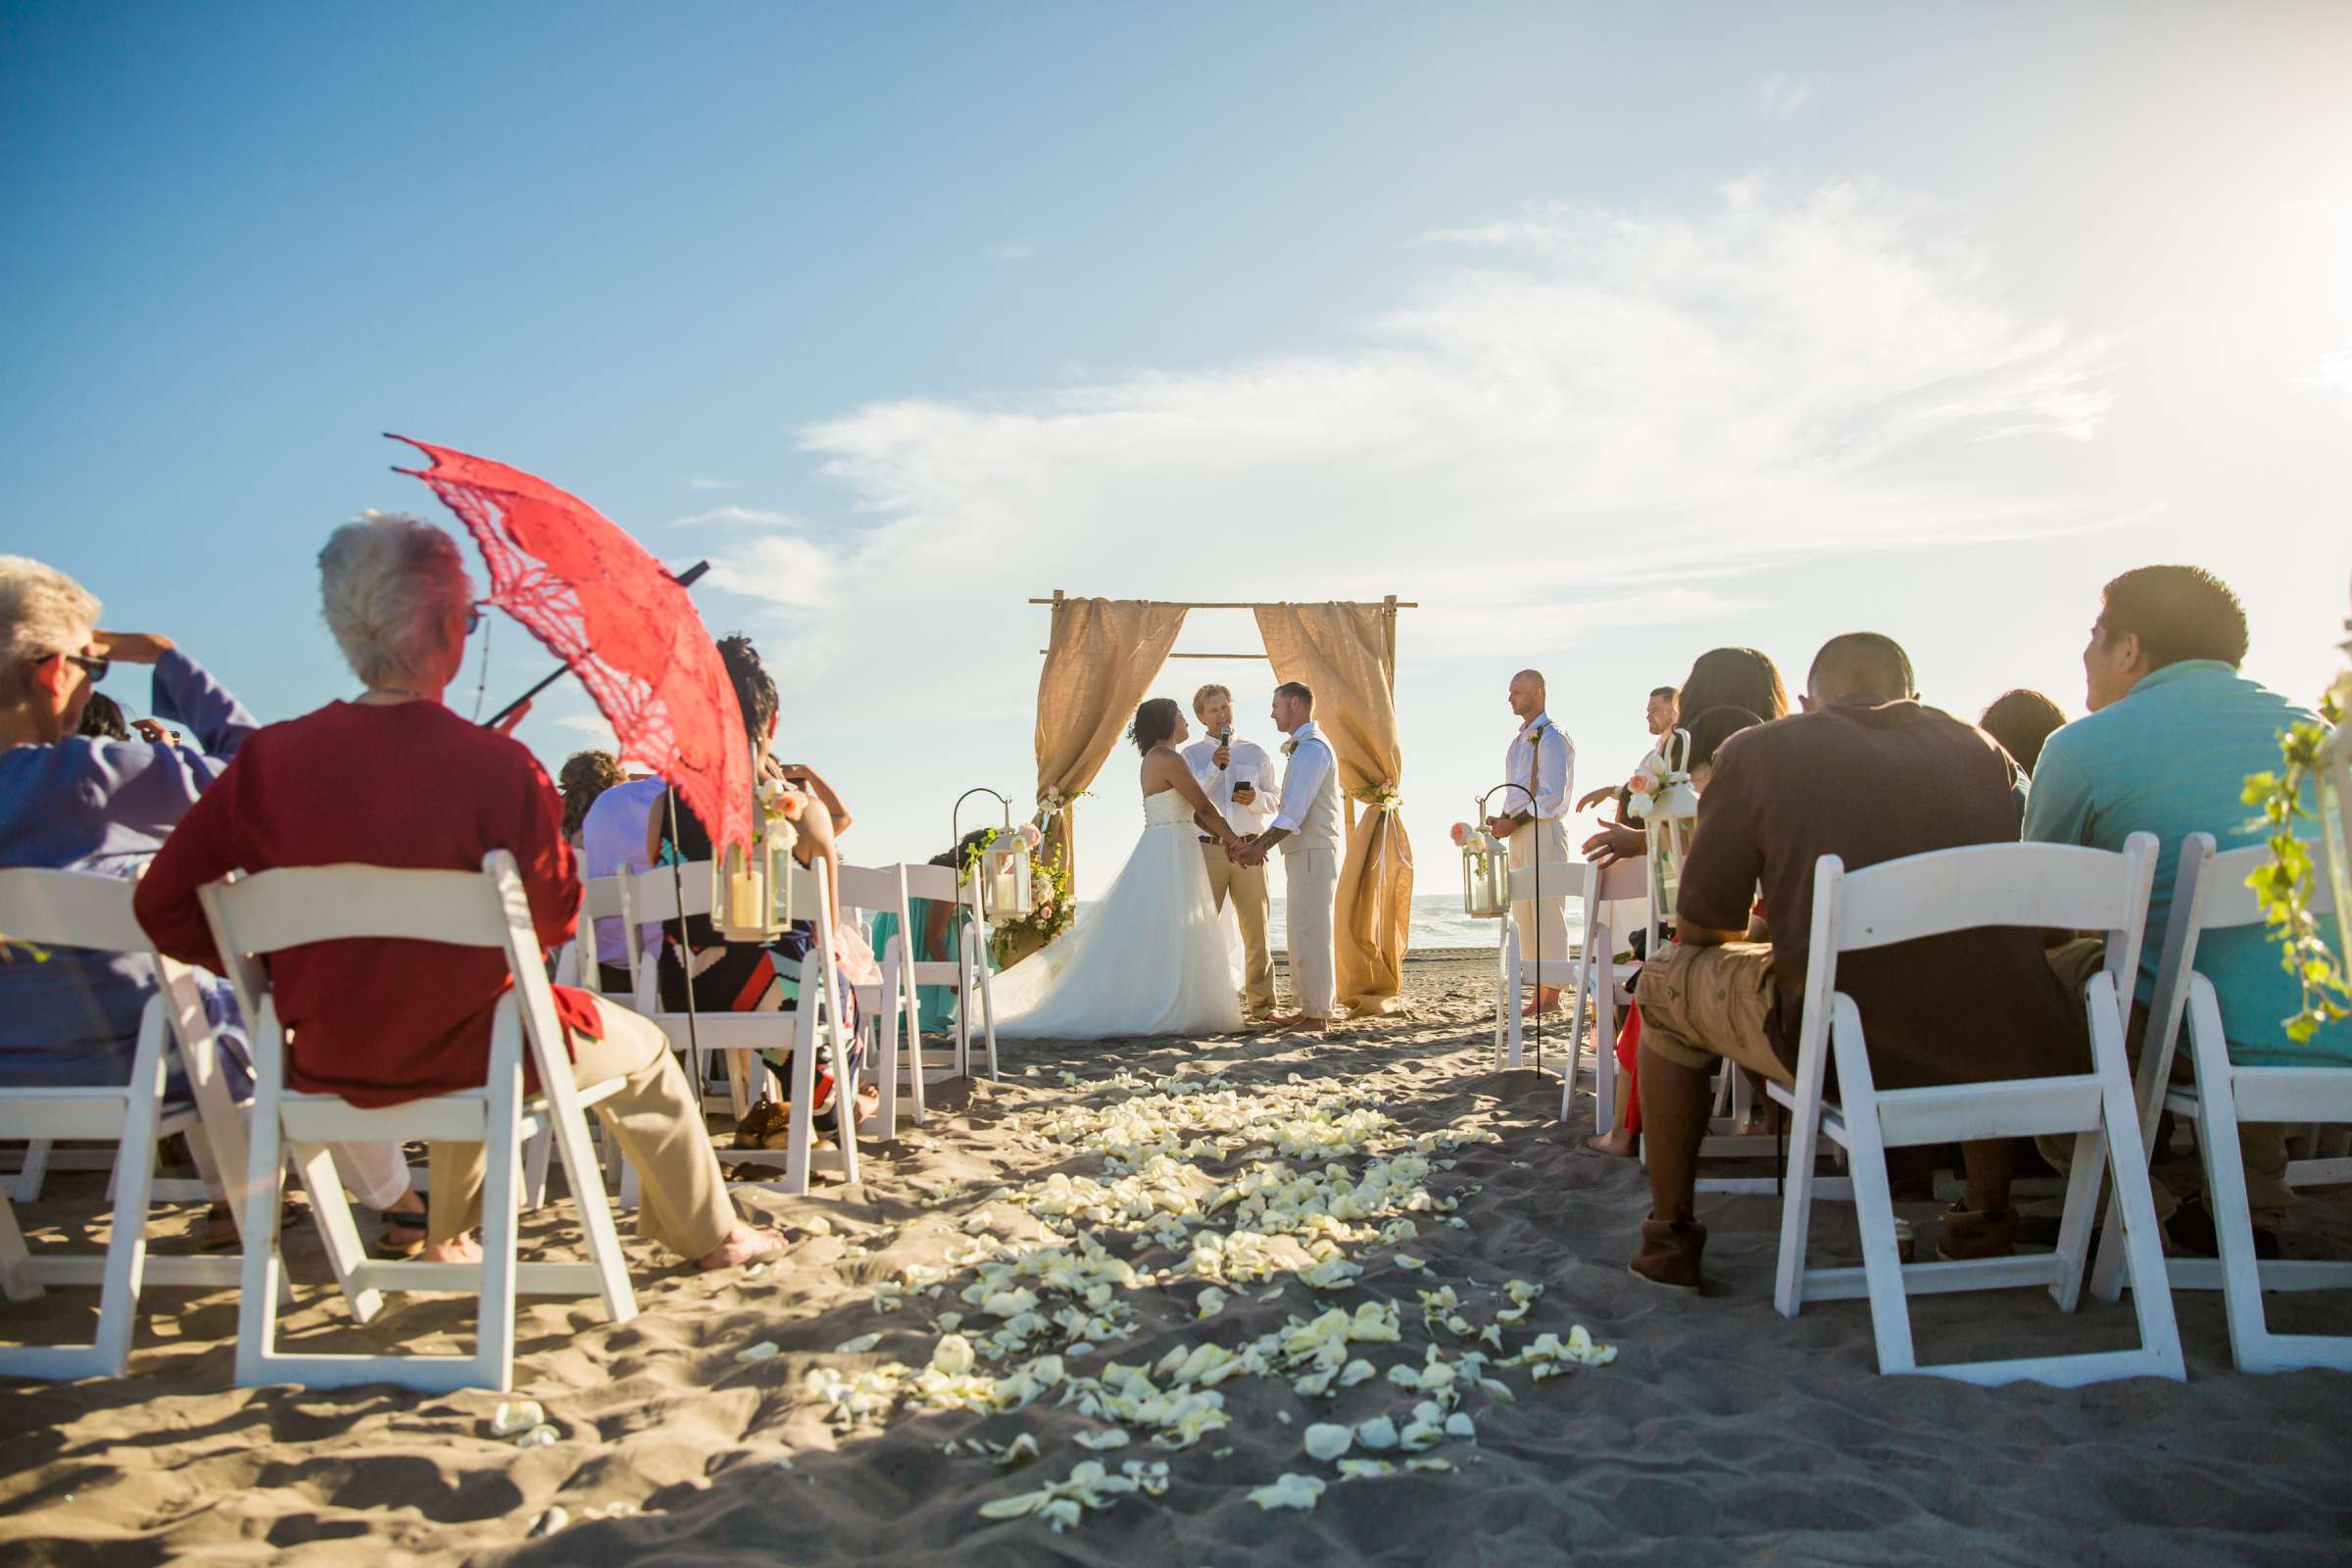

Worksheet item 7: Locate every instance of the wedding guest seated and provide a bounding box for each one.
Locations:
[1583,648,1788,869]
[646,633,878,1149]
[134,514,781,1272]
[558,749,628,855]
[1574,684,1679,823]
[1585,704,1766,1157]
[74,690,130,740]
[1981,688,2067,778]
[0,555,426,1250]
[2025,565,2346,1257]
[1627,633,2086,1290]
[580,762,669,993]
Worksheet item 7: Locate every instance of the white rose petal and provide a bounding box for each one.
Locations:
[1303,1423,1353,1460]
[488,1399,544,1438]
[733,1341,780,1364]
[1355,1415,1400,1451]
[1247,1473,1327,1512]
[835,1334,882,1354]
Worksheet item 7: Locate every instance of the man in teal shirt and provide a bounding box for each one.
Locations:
[2025,564,2342,1249]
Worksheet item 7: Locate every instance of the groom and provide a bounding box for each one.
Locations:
[1234,681,1342,1033]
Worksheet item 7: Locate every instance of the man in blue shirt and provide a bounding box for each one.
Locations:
[2025,564,2342,1251]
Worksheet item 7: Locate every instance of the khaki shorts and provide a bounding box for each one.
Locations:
[1634,942,1793,1087]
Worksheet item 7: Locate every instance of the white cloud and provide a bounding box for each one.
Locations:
[672,504,814,529]
[760,180,2110,678]
[1759,74,1812,122]
[550,712,615,737]
[986,242,1035,262]
[705,533,841,610]
[684,475,737,490]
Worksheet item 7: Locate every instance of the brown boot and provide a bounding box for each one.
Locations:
[1629,1217,1706,1291]
[1936,1203,2017,1261]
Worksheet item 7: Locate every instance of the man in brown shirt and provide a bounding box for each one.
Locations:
[1628,633,2088,1290]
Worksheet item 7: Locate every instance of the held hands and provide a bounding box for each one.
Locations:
[1485,813,1522,840]
[1230,833,1266,867]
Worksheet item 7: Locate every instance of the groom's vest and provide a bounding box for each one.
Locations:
[1283,731,1346,857]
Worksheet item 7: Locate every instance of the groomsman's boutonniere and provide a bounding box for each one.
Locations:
[1282,737,1299,758]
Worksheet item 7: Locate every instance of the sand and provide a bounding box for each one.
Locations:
[4,949,2350,1566]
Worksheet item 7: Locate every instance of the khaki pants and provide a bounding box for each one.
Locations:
[1507,818,1574,978]
[427,999,736,1261]
[1636,942,1793,1087]
[1201,839,1275,1014]
[2037,939,2293,1231]
[1283,848,1341,1020]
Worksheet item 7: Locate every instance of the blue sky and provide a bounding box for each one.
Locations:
[7,4,2348,895]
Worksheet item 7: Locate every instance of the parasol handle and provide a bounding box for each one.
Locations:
[479,560,711,729]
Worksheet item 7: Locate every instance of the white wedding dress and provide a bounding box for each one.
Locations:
[990,789,1244,1039]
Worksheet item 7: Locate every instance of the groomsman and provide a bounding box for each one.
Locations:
[1236,681,1343,1033]
[1486,668,1575,1016]
[1181,684,1280,1017]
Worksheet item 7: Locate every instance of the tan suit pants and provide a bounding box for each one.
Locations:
[1508,817,1574,976]
[1201,839,1276,1014]
[427,998,737,1261]
[1283,848,1341,1020]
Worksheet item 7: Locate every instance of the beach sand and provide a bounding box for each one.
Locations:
[4,949,2349,1565]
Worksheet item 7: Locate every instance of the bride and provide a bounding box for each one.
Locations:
[991,698,1247,1038]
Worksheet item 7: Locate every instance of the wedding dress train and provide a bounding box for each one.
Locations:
[990,790,1244,1039]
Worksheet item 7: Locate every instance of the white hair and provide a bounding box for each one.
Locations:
[318,513,474,688]
[0,555,100,704]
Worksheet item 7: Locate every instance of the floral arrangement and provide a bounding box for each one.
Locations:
[2244,597,2351,1043]
[1624,750,1697,821]
[1448,821,1473,847]
[1357,783,1402,811]
[960,824,1072,967]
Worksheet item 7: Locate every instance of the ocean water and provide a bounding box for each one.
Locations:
[1261,895,1498,954]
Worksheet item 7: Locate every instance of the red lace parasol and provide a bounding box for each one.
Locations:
[392,435,752,856]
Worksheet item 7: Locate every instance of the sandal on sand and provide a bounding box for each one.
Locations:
[374,1212,427,1257]
[197,1198,313,1251]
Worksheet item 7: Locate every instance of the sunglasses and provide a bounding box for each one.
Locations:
[466,607,484,635]
[60,652,110,683]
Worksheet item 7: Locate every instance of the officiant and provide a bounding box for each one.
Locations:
[1182,683,1280,1018]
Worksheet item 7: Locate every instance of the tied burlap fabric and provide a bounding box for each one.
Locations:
[1032,598,1190,876]
[1253,602,1413,1014]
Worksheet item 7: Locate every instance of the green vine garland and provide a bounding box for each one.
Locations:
[2243,606,2351,1044]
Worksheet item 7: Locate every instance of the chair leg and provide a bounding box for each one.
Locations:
[519,1127,553,1211]
[1842,1104,1917,1375]
[1772,1098,1824,1318]
[93,1034,170,1376]
[0,1187,41,1302]
[2189,1047,2273,1371]
[2094,1063,2184,1380]
[10,1139,53,1204]
[476,1097,521,1396]
[2046,1127,2106,1313]
[234,1090,290,1387]
[563,1107,638,1326]
[783,1019,819,1198]
[288,1140,381,1326]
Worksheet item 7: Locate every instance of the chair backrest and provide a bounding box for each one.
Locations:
[612,858,841,1016]
[1801,834,2159,1063]
[198,851,569,1090]
[834,862,906,918]
[0,866,152,953]
[898,862,962,904]
[1503,858,1598,906]
[2140,833,2333,1100]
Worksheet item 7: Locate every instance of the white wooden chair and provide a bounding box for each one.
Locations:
[835,862,921,1139]
[202,851,637,1394]
[615,858,860,1196]
[893,861,998,1085]
[1555,857,1645,1129]
[2088,834,2352,1372]
[1494,857,1594,1078]
[0,867,257,1379]
[1769,835,2184,1386]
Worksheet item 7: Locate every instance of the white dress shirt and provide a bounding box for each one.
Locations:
[1268,720,1336,836]
[581,775,667,965]
[1500,711,1574,820]
[1181,734,1280,837]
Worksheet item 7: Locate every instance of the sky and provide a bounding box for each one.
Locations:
[5,3,2348,899]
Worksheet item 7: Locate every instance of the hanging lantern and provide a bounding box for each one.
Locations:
[954,787,1036,922]
[980,828,1035,920]
[1632,729,1699,928]
[1455,818,1509,919]
[712,770,799,941]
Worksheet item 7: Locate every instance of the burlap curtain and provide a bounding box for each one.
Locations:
[1032,598,1190,881]
[1253,602,1412,1014]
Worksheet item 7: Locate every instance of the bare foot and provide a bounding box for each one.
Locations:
[1283,1016,1331,1033]
[699,1223,788,1272]
[421,1232,483,1264]
[1521,991,1564,1018]
[1585,1128,1639,1157]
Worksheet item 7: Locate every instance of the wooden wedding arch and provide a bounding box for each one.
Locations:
[1026,592,1418,1014]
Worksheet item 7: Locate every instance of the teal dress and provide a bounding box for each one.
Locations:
[868,897,979,1034]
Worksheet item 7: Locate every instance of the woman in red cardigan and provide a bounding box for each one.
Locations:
[136,514,781,1272]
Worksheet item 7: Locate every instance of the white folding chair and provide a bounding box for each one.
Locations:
[836,862,921,1139]
[0,868,257,1379]
[1553,857,1645,1130]
[202,850,637,1394]
[1770,835,2184,1386]
[895,861,998,1085]
[2089,834,2352,1372]
[1494,858,1594,1078]
[616,858,860,1196]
